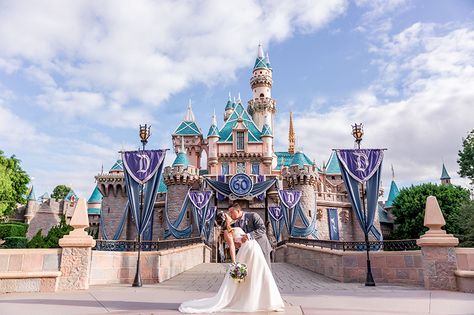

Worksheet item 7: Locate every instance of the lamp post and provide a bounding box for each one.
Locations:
[132,124,151,287]
[351,123,375,287]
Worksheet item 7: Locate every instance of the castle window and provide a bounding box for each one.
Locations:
[222,162,229,175]
[259,93,264,98]
[236,132,244,150]
[251,162,259,175]
[237,162,246,174]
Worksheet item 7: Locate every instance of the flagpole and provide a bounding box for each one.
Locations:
[351,123,375,286]
[132,124,151,287]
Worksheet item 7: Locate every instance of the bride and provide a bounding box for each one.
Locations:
[179,211,285,313]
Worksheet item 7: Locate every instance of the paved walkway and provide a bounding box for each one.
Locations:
[0,263,473,315]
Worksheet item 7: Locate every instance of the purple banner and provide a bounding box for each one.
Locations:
[257,175,265,201]
[336,149,384,183]
[188,190,213,210]
[268,206,283,221]
[206,206,217,221]
[278,190,302,209]
[122,150,165,185]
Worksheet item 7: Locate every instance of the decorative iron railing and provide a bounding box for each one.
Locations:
[278,237,419,251]
[94,237,203,252]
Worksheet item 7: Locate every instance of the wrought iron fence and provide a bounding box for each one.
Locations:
[278,237,419,251]
[94,237,203,252]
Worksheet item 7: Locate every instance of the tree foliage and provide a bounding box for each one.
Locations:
[0,151,30,217]
[27,216,73,248]
[458,129,474,185]
[391,183,470,239]
[51,185,71,201]
[455,200,474,247]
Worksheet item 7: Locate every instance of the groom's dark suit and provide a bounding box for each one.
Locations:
[232,211,272,267]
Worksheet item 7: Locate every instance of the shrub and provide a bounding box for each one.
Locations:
[0,222,28,239]
[27,230,47,248]
[44,216,73,248]
[4,236,28,248]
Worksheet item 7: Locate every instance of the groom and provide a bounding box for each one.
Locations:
[228,202,272,267]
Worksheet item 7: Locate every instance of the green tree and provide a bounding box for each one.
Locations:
[458,129,474,185]
[455,200,474,247]
[51,185,71,201]
[0,151,30,217]
[391,183,470,239]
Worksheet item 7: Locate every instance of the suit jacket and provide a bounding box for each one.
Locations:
[232,212,272,259]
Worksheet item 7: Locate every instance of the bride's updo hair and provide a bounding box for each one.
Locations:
[214,211,227,229]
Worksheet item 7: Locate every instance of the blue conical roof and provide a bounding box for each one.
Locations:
[110,159,123,172]
[173,121,202,136]
[290,151,310,169]
[64,190,77,202]
[207,124,220,138]
[172,152,190,167]
[325,152,341,174]
[254,57,268,70]
[88,186,103,203]
[225,99,234,110]
[440,163,451,180]
[27,186,36,201]
[385,180,400,208]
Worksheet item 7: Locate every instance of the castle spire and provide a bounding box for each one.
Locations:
[440,163,451,185]
[288,112,296,154]
[184,99,195,122]
[258,42,264,58]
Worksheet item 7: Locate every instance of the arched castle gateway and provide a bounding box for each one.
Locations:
[94,44,382,244]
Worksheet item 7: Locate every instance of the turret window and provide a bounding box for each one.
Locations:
[259,93,264,97]
[252,162,260,175]
[236,132,244,150]
[221,162,229,175]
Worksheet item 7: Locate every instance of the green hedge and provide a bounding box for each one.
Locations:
[0,223,28,239]
[4,236,28,248]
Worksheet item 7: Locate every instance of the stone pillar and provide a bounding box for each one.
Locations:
[58,197,96,290]
[417,196,459,291]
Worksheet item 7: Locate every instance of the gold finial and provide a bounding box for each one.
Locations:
[288,112,296,154]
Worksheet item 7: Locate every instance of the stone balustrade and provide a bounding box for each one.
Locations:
[0,248,61,293]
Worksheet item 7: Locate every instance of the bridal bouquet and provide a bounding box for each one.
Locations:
[229,262,248,283]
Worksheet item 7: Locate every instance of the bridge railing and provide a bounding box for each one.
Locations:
[277,237,419,251]
[94,237,203,252]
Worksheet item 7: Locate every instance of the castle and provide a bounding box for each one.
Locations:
[93,44,382,244]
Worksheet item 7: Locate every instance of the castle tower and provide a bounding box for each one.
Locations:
[385,166,400,208]
[207,111,220,174]
[224,93,235,122]
[247,44,276,131]
[172,100,203,169]
[95,160,128,240]
[260,114,273,173]
[440,163,451,185]
[24,186,37,224]
[281,151,318,237]
[163,146,200,239]
[288,112,296,155]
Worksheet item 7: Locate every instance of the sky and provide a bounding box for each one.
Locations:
[0,0,473,200]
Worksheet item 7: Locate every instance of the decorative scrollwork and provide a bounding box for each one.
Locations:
[95,237,202,252]
[279,237,420,251]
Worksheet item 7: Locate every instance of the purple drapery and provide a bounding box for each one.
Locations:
[217,175,226,201]
[257,175,266,201]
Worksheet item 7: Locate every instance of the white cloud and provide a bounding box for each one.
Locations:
[274,23,474,195]
[0,0,348,128]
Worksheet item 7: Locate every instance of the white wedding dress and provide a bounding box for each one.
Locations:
[179,227,285,313]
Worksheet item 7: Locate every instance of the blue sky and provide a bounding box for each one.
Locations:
[0,0,473,199]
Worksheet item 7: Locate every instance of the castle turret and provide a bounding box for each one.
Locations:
[172,100,203,169]
[281,151,318,237]
[247,44,276,131]
[207,111,220,174]
[440,163,451,185]
[163,143,200,239]
[24,186,37,224]
[224,93,235,121]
